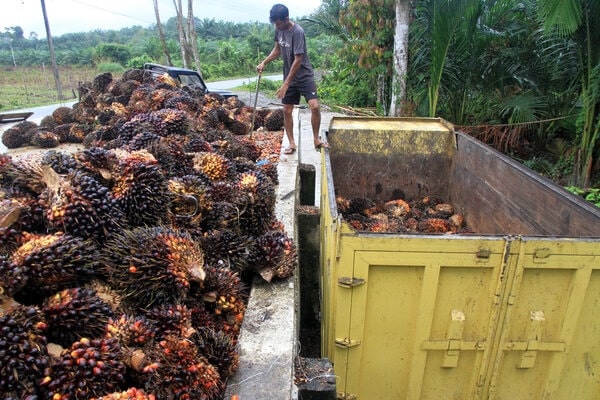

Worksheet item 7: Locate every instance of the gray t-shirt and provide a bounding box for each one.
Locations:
[274,23,314,84]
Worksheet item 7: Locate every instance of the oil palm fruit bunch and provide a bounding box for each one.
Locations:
[110,154,170,227]
[42,287,116,348]
[31,128,61,148]
[190,264,247,336]
[52,106,75,125]
[136,336,221,400]
[0,194,47,234]
[93,387,156,400]
[102,226,206,310]
[167,175,212,229]
[42,150,80,174]
[1,120,36,149]
[145,303,195,340]
[0,304,50,399]
[193,152,231,182]
[198,229,253,274]
[145,138,195,178]
[192,327,240,384]
[153,108,190,135]
[43,170,124,242]
[235,171,276,237]
[105,313,155,348]
[8,232,100,301]
[40,337,126,399]
[264,108,284,131]
[249,230,297,282]
[2,153,47,196]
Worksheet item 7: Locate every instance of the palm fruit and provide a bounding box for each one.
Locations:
[182,134,214,153]
[43,170,124,242]
[167,175,212,229]
[0,305,50,399]
[137,336,221,400]
[163,93,200,114]
[145,138,195,178]
[383,199,410,218]
[111,155,169,227]
[52,106,75,125]
[42,150,80,174]
[193,152,231,182]
[153,108,190,135]
[126,131,161,151]
[192,327,240,382]
[9,232,100,301]
[74,146,119,183]
[264,108,284,131]
[221,137,261,162]
[40,337,126,399]
[105,313,155,348]
[4,153,48,196]
[2,125,32,149]
[417,218,450,233]
[102,226,206,309]
[42,287,116,348]
[191,264,247,336]
[249,230,297,282]
[93,72,113,93]
[236,171,276,237]
[93,387,156,400]
[145,303,195,340]
[30,128,61,148]
[40,114,58,129]
[0,194,47,234]
[198,229,253,273]
[346,196,376,216]
[122,68,145,84]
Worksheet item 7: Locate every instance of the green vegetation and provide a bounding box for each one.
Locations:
[0,1,598,199]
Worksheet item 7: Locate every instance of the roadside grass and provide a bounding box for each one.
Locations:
[0,66,97,110]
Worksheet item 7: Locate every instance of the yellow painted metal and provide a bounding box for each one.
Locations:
[319,117,600,399]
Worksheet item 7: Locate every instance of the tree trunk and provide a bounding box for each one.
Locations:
[40,0,63,100]
[389,0,410,116]
[187,0,202,76]
[153,0,172,65]
[173,0,190,68]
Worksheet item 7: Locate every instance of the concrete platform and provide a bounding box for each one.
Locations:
[224,107,340,399]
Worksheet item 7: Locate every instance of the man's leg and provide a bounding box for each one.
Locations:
[308,98,327,149]
[283,103,296,151]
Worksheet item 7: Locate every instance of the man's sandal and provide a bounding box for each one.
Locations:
[284,147,297,154]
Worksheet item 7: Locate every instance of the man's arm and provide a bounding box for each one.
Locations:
[257,43,280,73]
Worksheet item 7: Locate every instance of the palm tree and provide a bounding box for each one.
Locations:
[538,0,600,187]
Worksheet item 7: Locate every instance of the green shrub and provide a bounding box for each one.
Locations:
[96,62,125,74]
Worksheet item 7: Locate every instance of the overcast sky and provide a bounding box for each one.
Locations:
[2,0,322,37]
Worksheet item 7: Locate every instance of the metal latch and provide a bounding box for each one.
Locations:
[338,277,366,288]
[335,338,361,348]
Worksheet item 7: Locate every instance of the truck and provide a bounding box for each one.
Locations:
[319,117,600,399]
[143,63,237,99]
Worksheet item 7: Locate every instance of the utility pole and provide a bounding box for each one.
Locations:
[40,0,63,100]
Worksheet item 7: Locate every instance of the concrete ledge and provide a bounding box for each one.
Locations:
[225,109,301,399]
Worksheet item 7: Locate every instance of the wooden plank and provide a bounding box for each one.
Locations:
[0,112,34,123]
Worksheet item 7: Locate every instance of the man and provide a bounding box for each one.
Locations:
[256,3,329,154]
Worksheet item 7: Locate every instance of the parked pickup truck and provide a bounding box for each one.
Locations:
[143,63,237,99]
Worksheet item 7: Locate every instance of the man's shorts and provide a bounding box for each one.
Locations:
[282,79,319,105]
